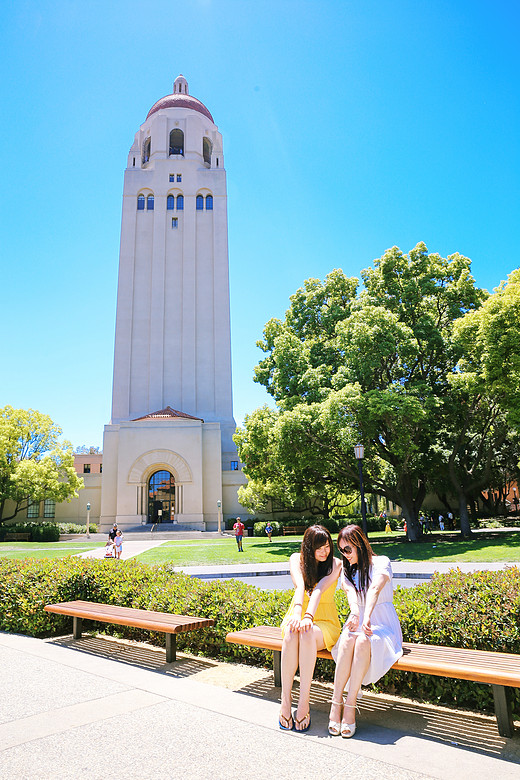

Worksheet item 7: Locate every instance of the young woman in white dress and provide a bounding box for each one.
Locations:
[328,524,403,738]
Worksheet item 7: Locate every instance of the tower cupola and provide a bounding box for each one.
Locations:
[173,74,188,94]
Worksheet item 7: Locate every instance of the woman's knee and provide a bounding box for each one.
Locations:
[282,631,299,651]
[337,633,355,655]
[354,635,371,654]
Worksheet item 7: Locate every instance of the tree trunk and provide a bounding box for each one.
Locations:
[400,501,421,541]
[458,493,472,538]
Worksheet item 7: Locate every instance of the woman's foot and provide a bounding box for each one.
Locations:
[328,699,344,736]
[278,710,293,731]
[294,712,311,732]
[340,703,358,738]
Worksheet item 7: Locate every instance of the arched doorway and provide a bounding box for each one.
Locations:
[148,470,175,524]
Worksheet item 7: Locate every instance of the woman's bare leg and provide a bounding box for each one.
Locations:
[342,635,371,732]
[294,625,324,729]
[280,630,299,725]
[329,633,356,724]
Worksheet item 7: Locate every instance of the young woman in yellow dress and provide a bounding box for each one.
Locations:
[279,525,342,732]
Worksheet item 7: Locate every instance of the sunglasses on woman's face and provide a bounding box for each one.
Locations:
[338,544,354,556]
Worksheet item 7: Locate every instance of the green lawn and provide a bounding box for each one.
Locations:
[0,542,104,560]
[135,530,520,566]
[1,530,519,565]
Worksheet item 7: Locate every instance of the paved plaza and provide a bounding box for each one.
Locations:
[1,629,519,780]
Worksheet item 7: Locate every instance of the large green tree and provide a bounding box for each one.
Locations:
[439,268,520,536]
[237,243,487,540]
[0,406,83,523]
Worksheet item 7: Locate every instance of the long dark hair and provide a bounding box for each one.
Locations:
[300,525,334,592]
[337,524,373,593]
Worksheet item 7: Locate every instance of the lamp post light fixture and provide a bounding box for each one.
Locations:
[86,502,91,538]
[354,445,368,537]
[217,499,222,535]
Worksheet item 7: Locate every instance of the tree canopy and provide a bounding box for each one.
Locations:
[235,243,518,540]
[0,406,83,523]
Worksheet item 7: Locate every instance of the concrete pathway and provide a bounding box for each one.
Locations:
[75,540,168,560]
[0,631,518,779]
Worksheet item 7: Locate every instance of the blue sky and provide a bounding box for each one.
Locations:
[1,0,519,448]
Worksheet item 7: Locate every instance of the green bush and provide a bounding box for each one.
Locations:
[58,523,99,534]
[0,522,60,542]
[253,521,283,537]
[0,557,518,718]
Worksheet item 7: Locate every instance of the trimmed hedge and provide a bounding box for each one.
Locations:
[58,523,99,535]
[253,521,283,537]
[0,522,60,542]
[0,557,518,718]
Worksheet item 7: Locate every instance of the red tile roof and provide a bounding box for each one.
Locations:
[146,94,214,123]
[132,406,204,422]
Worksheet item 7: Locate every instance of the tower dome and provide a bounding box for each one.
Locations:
[146,75,214,122]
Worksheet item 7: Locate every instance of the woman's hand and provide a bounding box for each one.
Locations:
[299,616,314,633]
[361,616,373,636]
[346,611,359,631]
[286,614,301,632]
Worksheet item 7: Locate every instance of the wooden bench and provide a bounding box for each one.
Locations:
[226,625,520,738]
[4,533,31,541]
[45,600,214,663]
[282,526,306,535]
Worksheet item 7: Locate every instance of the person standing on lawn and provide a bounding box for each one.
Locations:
[233,517,245,552]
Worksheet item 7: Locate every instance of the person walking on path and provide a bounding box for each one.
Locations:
[265,522,273,542]
[233,517,245,552]
[114,529,123,559]
[108,523,118,542]
[328,525,403,739]
[279,525,342,733]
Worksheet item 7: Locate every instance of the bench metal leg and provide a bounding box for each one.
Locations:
[492,684,514,737]
[273,650,281,687]
[73,617,83,640]
[165,633,177,663]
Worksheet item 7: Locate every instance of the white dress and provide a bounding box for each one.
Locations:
[331,555,403,685]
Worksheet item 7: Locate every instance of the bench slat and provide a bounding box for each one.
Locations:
[225,626,520,687]
[45,601,214,635]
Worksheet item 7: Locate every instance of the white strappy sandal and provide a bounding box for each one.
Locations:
[340,703,359,738]
[328,699,344,736]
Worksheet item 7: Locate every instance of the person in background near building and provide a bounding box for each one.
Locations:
[104,539,115,558]
[328,525,403,739]
[109,523,118,542]
[280,525,342,733]
[384,518,392,534]
[233,517,245,552]
[447,511,454,530]
[438,514,444,531]
[265,522,273,542]
[114,529,123,559]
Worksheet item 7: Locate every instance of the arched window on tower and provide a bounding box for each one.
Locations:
[142,137,151,165]
[147,195,154,211]
[206,195,213,210]
[203,137,212,166]
[169,129,184,156]
[137,194,145,210]
[167,195,175,210]
[196,195,204,210]
[177,195,184,210]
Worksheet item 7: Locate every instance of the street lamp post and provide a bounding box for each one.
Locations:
[217,499,222,535]
[86,502,91,538]
[354,444,368,537]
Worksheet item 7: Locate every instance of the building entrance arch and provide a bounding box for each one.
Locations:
[148,470,175,524]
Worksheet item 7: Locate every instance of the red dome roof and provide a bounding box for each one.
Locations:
[146,93,214,123]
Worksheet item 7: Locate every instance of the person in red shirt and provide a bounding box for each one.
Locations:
[233,517,245,552]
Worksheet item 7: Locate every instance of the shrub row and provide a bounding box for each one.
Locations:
[1,557,518,717]
[0,522,60,542]
[58,523,99,535]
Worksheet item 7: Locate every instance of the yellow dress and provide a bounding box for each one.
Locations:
[281,580,341,651]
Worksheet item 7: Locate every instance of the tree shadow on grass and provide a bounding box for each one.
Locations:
[371,530,520,562]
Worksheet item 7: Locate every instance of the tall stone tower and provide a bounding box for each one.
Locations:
[100,76,244,530]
